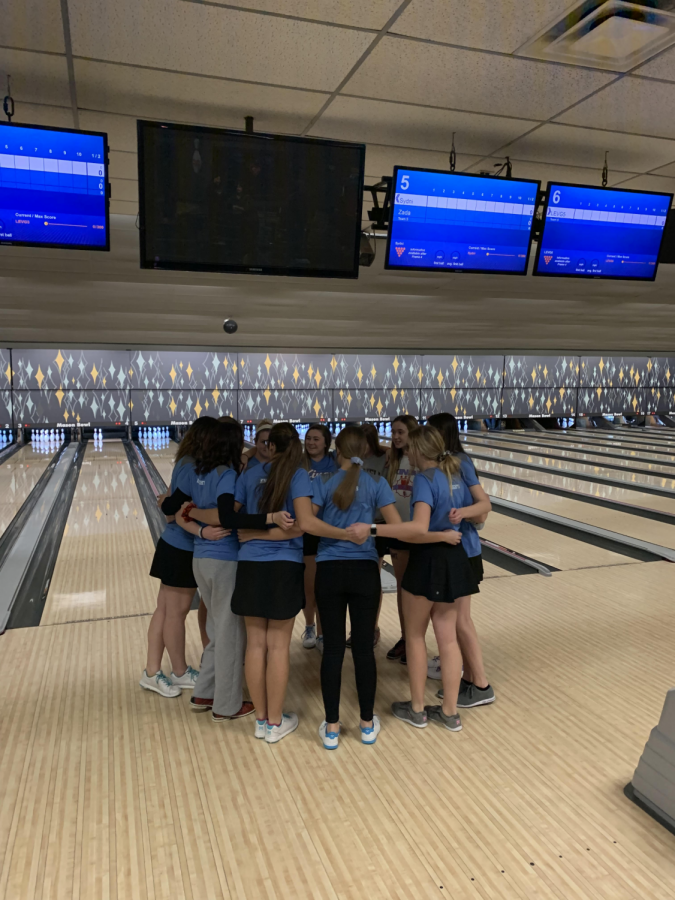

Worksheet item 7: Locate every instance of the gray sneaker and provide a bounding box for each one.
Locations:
[391,700,427,728]
[457,683,495,708]
[425,704,462,732]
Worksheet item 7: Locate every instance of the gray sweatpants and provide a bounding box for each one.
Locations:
[192,558,245,717]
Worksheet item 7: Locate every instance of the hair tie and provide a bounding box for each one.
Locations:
[443,450,453,457]
[350,457,363,466]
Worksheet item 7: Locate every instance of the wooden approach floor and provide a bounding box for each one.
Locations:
[2,561,675,900]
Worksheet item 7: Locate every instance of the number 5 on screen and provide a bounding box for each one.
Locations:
[400,174,409,190]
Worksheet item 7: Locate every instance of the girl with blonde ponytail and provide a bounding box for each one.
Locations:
[348,425,491,735]
[293,426,401,749]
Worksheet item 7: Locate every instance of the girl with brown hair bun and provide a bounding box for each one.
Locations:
[299,423,338,654]
[349,425,491,735]
[292,426,401,749]
[383,413,419,664]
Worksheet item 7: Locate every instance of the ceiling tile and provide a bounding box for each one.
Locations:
[633,45,675,82]
[344,36,615,120]
[69,0,373,91]
[108,149,138,181]
[652,160,675,177]
[610,173,675,196]
[0,48,71,108]
[78,111,138,152]
[197,0,400,30]
[109,199,138,216]
[463,157,637,189]
[363,143,482,180]
[309,96,534,157]
[74,59,328,135]
[0,0,66,53]
[557,77,675,140]
[110,178,138,204]
[393,0,572,54]
[5,103,75,129]
[499,123,675,172]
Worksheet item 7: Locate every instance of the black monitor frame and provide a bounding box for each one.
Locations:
[137,120,366,279]
[0,121,110,252]
[384,166,541,276]
[533,181,674,282]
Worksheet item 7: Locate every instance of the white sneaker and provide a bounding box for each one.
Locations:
[427,656,442,680]
[254,718,267,739]
[170,665,200,690]
[139,669,181,698]
[319,721,340,750]
[316,635,324,656]
[302,624,317,649]
[265,712,298,744]
[360,715,381,745]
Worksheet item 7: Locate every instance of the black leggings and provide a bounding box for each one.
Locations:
[315,559,380,723]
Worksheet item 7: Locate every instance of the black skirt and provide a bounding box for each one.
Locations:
[231,560,305,620]
[303,533,320,557]
[402,543,477,603]
[149,537,198,589]
[469,554,484,591]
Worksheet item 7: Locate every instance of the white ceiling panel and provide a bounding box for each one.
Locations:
[393,0,573,54]
[108,150,138,182]
[68,0,373,91]
[557,77,675,140]
[0,0,65,53]
[78,111,138,152]
[363,143,482,180]
[651,160,675,177]
[197,0,401,30]
[309,96,534,157]
[109,199,138,216]
[0,48,71,108]
[8,103,74,129]
[611,173,675,195]
[110,179,138,204]
[633,45,675,82]
[463,157,637,189]
[343,37,616,120]
[74,60,328,135]
[499,123,675,172]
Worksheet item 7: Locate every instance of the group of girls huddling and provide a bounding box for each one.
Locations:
[141,411,495,748]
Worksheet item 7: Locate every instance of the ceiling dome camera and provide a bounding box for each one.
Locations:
[223,318,238,334]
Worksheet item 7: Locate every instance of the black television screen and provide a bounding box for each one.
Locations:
[137,121,365,278]
[0,122,109,250]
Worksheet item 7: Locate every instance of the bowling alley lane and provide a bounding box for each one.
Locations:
[525,430,675,457]
[40,441,158,626]
[142,439,177,487]
[480,473,675,550]
[465,434,675,477]
[464,442,675,494]
[0,443,57,540]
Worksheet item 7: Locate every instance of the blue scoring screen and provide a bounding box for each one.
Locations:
[0,123,108,249]
[386,168,539,274]
[535,183,671,280]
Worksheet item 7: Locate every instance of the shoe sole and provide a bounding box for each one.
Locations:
[212,708,256,722]
[139,681,180,699]
[457,697,496,708]
[190,704,213,712]
[302,642,316,649]
[265,720,299,744]
[321,742,338,750]
[427,672,442,680]
[392,711,427,729]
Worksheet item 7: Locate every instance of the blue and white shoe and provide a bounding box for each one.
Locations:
[139,669,181,698]
[265,712,299,744]
[319,721,340,750]
[360,715,381,745]
[302,624,316,648]
[170,665,200,690]
[254,718,267,739]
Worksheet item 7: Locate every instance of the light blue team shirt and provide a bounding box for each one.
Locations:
[307,452,339,483]
[181,465,240,561]
[246,456,261,470]
[456,453,482,559]
[313,469,396,563]
[234,463,313,563]
[411,467,480,557]
[160,456,196,552]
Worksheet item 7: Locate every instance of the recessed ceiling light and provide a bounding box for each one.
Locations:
[516,1,675,72]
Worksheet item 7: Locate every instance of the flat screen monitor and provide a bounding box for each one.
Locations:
[534,182,672,280]
[385,167,539,274]
[0,122,109,250]
[137,121,365,278]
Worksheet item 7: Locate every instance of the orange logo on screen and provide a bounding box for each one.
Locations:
[544,255,552,264]
[395,247,405,257]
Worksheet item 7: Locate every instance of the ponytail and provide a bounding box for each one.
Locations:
[258,423,303,514]
[408,426,460,488]
[332,426,367,511]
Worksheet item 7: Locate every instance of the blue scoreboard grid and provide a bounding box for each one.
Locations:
[385,167,540,275]
[0,122,109,250]
[534,182,672,281]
